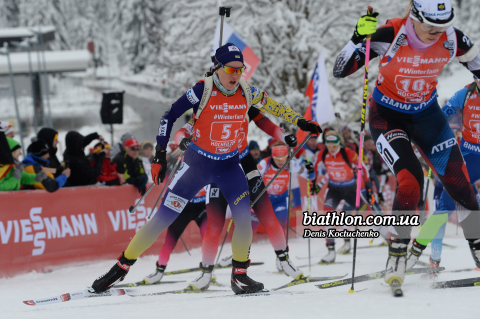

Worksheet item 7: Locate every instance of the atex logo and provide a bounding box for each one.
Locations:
[431,138,456,154]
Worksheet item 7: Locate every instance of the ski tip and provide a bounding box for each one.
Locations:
[348,288,354,293]
[23,300,35,306]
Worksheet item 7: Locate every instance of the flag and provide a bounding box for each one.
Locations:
[296,51,335,142]
[211,19,261,81]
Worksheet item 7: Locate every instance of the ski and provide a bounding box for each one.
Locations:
[164,262,264,276]
[431,277,480,289]
[299,261,351,268]
[128,288,229,297]
[390,279,403,297]
[357,242,388,249]
[206,290,310,298]
[316,267,444,289]
[23,288,139,306]
[272,274,348,290]
[115,280,186,288]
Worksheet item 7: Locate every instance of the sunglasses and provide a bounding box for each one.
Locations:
[273,155,288,160]
[217,62,246,75]
[129,147,141,151]
[419,23,448,34]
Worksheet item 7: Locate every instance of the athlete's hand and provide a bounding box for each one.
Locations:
[377,192,384,204]
[284,134,297,147]
[366,188,375,205]
[178,137,191,151]
[310,182,321,195]
[297,119,322,135]
[151,145,167,185]
[305,161,315,175]
[353,7,379,42]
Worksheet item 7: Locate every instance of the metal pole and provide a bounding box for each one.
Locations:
[11,40,37,135]
[285,148,293,245]
[33,38,46,126]
[3,43,25,155]
[38,28,52,128]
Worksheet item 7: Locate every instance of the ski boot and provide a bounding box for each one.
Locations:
[337,239,351,254]
[275,247,303,280]
[143,262,166,284]
[320,243,336,264]
[231,259,264,294]
[275,256,283,272]
[218,255,233,267]
[468,239,480,268]
[406,239,426,270]
[187,263,214,291]
[384,238,408,285]
[91,252,136,293]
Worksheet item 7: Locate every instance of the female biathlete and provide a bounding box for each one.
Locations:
[91,43,321,295]
[406,76,480,270]
[334,0,480,285]
[311,130,388,263]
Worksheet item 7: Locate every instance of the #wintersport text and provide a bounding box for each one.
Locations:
[302,211,420,227]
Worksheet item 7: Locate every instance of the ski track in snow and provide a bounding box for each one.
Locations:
[3,221,479,319]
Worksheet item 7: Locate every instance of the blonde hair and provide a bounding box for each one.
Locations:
[403,0,414,19]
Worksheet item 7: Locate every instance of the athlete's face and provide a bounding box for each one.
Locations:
[273,156,287,167]
[306,137,317,149]
[411,19,444,44]
[216,61,243,91]
[364,139,375,151]
[326,143,341,156]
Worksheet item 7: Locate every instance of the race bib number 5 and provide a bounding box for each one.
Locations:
[210,121,241,142]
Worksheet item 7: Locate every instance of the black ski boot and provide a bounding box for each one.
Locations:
[231,259,264,294]
[91,252,136,293]
[468,239,480,268]
[406,239,427,270]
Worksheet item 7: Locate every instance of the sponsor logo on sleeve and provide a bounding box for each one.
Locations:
[164,192,189,214]
[186,88,199,105]
[159,119,168,136]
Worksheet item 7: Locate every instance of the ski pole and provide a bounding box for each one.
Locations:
[419,168,432,226]
[129,183,155,214]
[218,6,232,47]
[307,172,312,272]
[148,151,185,219]
[215,218,233,265]
[251,134,312,208]
[286,148,293,245]
[179,236,191,256]
[349,6,374,294]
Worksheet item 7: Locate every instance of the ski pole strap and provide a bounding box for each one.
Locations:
[250,134,311,208]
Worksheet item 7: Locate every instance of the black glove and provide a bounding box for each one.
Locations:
[305,162,315,174]
[297,119,322,135]
[378,192,384,204]
[284,134,297,147]
[310,182,321,195]
[151,145,167,185]
[179,137,191,151]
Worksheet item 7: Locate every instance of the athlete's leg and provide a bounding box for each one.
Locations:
[193,203,207,238]
[124,149,213,260]
[157,202,199,266]
[202,186,228,265]
[412,105,480,241]
[244,154,287,251]
[212,160,252,263]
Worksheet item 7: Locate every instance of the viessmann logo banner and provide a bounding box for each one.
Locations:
[0,184,205,278]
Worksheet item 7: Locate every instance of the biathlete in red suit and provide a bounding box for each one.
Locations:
[91,42,322,295]
[334,0,480,285]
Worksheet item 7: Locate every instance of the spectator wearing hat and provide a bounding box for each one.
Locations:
[0,137,47,191]
[0,121,14,181]
[63,131,105,187]
[5,124,14,138]
[248,140,261,164]
[341,126,359,153]
[140,141,154,183]
[22,139,71,192]
[112,137,148,195]
[111,132,134,159]
[90,141,125,186]
[37,127,62,174]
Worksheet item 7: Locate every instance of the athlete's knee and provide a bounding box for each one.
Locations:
[396,168,422,202]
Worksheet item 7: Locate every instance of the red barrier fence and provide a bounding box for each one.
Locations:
[0,184,268,278]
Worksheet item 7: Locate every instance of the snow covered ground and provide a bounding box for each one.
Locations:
[3,221,479,319]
